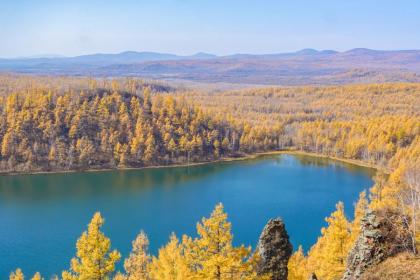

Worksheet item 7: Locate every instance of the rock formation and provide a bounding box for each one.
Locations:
[256,218,293,280]
[342,209,414,280]
[308,273,318,280]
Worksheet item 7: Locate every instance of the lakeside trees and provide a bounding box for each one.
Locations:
[8,190,419,280]
[0,77,418,175]
[62,212,121,280]
[10,193,412,280]
[11,204,268,280]
[3,76,420,279]
[1,78,419,175]
[118,231,150,280]
[0,88,279,173]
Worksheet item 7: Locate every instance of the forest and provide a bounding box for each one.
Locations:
[0,76,280,173]
[1,76,418,174]
[2,74,420,279]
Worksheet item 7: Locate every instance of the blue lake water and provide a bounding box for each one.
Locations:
[0,154,375,278]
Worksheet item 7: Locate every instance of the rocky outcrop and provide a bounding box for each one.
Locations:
[256,218,293,280]
[342,209,414,280]
[308,273,318,280]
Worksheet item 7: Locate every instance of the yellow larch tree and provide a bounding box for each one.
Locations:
[144,132,156,163]
[122,231,151,280]
[185,203,256,280]
[287,246,308,280]
[349,191,368,246]
[1,130,13,157]
[306,235,325,278]
[62,212,121,280]
[9,269,24,280]
[369,171,388,209]
[31,272,43,280]
[149,233,191,280]
[371,165,405,210]
[307,202,351,280]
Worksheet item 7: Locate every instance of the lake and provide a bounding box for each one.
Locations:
[0,154,375,278]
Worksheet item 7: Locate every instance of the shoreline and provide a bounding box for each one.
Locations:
[277,150,380,171]
[0,148,380,177]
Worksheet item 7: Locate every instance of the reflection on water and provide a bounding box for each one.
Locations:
[2,153,374,202]
[0,153,375,278]
[284,154,375,176]
[0,163,234,202]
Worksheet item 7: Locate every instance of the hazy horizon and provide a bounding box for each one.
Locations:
[1,0,419,58]
[6,47,420,60]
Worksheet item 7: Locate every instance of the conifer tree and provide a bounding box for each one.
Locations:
[144,132,156,163]
[369,171,388,209]
[288,246,308,280]
[149,233,191,280]
[213,140,220,158]
[123,231,151,280]
[186,203,255,279]
[350,191,368,246]
[307,202,351,280]
[62,212,121,280]
[1,131,13,157]
[9,269,24,280]
[168,138,177,159]
[31,272,43,280]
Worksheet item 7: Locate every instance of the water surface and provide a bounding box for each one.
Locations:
[0,154,375,278]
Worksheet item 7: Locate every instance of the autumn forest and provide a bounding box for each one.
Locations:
[1,74,419,279]
[3,0,420,279]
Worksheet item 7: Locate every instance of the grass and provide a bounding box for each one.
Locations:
[360,253,420,280]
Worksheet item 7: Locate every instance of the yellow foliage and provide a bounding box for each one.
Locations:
[122,231,150,280]
[1,77,419,279]
[350,191,368,246]
[30,272,43,280]
[288,246,308,280]
[149,233,191,280]
[62,212,121,280]
[9,269,24,280]
[307,202,351,280]
[185,203,258,279]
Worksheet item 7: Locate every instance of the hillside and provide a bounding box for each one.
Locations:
[360,253,420,280]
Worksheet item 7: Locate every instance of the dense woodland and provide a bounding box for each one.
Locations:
[1,76,418,174]
[3,75,420,279]
[185,84,419,168]
[0,76,284,173]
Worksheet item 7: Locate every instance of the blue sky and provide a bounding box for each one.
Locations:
[0,0,419,57]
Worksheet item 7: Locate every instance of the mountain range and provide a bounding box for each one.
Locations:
[1,48,420,85]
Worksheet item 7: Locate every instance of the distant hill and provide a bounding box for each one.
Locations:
[1,49,420,85]
[0,51,216,66]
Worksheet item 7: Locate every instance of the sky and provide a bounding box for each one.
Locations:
[0,0,419,58]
